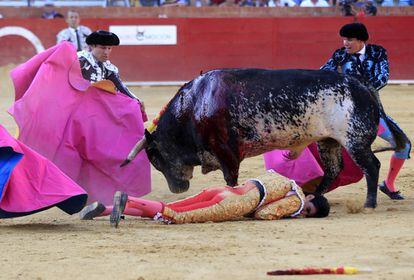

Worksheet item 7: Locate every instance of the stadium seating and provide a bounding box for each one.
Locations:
[0,0,107,6]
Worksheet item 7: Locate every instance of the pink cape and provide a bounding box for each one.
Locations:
[8,42,151,205]
[263,143,363,192]
[0,125,86,214]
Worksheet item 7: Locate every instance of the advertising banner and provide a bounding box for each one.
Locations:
[109,25,177,45]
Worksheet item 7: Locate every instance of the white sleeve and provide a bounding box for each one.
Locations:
[56,29,65,44]
[82,26,92,36]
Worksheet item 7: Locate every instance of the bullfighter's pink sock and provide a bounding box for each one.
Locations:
[385,156,405,192]
[96,205,143,217]
[123,207,144,216]
[100,206,112,216]
[126,197,163,218]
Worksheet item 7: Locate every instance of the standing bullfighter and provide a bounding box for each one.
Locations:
[321,22,411,200]
[78,30,146,118]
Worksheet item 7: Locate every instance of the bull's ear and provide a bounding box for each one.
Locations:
[144,129,154,144]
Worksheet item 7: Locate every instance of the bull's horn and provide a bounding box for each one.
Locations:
[120,138,147,167]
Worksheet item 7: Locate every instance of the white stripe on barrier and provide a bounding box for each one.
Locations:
[125,81,188,86]
[0,26,45,53]
[388,80,414,85]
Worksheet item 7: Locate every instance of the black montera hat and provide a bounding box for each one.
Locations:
[339,23,369,41]
[86,30,120,46]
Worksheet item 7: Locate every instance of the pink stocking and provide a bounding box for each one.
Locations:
[126,197,163,218]
[123,207,144,217]
[96,205,143,217]
[99,206,112,217]
[385,156,405,192]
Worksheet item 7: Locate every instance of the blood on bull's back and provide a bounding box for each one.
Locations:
[195,69,376,158]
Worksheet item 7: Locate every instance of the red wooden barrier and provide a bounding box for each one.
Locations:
[1,16,413,81]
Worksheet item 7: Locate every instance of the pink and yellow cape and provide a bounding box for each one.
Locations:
[0,125,87,218]
[8,42,151,205]
[264,143,363,192]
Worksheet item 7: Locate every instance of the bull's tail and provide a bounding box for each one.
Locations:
[380,112,411,158]
[372,146,397,154]
[367,85,411,157]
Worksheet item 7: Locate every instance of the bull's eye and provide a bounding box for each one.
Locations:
[148,152,164,170]
[152,158,160,168]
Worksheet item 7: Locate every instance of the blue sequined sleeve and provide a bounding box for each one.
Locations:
[320,49,344,72]
[370,47,389,90]
[321,57,338,71]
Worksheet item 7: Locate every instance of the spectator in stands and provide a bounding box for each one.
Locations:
[256,0,268,6]
[57,10,91,52]
[41,0,63,19]
[339,0,357,15]
[239,0,256,5]
[209,0,227,4]
[269,0,297,6]
[300,0,330,6]
[366,2,377,14]
[139,0,159,6]
[106,0,131,6]
[380,0,394,5]
[361,0,377,16]
[398,0,412,6]
[160,0,190,5]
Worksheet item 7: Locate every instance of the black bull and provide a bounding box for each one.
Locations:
[123,69,410,208]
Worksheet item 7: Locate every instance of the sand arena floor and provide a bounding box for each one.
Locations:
[0,65,413,280]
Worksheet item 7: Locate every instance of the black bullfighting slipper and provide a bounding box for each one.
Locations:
[110,191,128,228]
[379,181,404,200]
[79,202,106,220]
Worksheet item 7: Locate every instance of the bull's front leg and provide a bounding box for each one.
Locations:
[212,145,240,187]
[222,162,240,187]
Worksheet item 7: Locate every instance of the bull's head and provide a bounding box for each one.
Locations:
[121,130,197,194]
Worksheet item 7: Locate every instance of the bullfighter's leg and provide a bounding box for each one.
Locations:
[80,201,143,220]
[107,188,231,226]
[315,138,343,195]
[347,146,381,209]
[377,117,410,200]
[109,185,256,226]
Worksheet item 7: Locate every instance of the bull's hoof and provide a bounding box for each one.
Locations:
[362,208,375,214]
[363,200,377,209]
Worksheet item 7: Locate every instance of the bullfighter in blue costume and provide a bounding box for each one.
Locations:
[321,22,411,200]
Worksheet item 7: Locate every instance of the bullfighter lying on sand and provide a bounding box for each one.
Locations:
[79,172,330,227]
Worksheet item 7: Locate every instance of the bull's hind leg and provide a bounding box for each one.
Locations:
[315,138,343,195]
[346,145,381,208]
